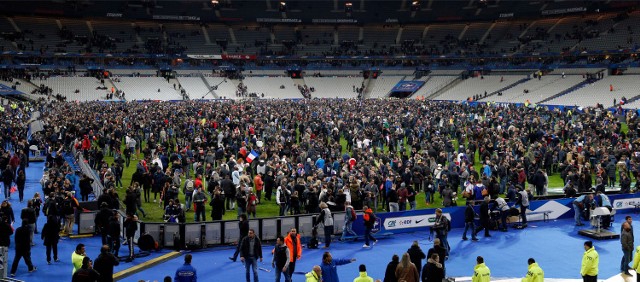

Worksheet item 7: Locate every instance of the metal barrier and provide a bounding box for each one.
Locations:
[72,146,104,198]
[137,212,347,250]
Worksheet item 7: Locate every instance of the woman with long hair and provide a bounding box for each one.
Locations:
[395,253,419,282]
[16,170,26,202]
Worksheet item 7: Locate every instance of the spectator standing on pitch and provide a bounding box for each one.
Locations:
[462,201,478,241]
[353,264,374,282]
[581,241,599,282]
[9,221,36,277]
[421,253,444,282]
[72,257,100,282]
[521,258,544,282]
[272,235,290,282]
[93,245,119,282]
[320,251,356,282]
[620,222,633,276]
[284,227,302,279]
[395,253,419,282]
[472,256,490,282]
[406,241,426,277]
[230,214,249,262]
[174,253,197,282]
[72,244,86,274]
[240,229,263,282]
[341,201,358,240]
[362,205,378,248]
[316,202,334,249]
[305,265,322,282]
[383,254,400,282]
[431,209,450,256]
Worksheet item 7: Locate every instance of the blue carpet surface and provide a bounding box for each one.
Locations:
[6,161,634,281]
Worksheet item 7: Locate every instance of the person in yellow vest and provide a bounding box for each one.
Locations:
[631,245,640,277]
[581,241,599,282]
[305,265,322,282]
[71,243,86,274]
[521,258,544,282]
[353,264,374,282]
[472,256,490,282]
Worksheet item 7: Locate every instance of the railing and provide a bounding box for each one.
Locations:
[72,146,105,198]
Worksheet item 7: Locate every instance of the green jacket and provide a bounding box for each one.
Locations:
[632,246,640,273]
[580,247,599,276]
[353,271,374,282]
[472,263,491,282]
[306,271,321,282]
[521,262,544,282]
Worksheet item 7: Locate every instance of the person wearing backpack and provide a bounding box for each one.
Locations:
[183,178,195,212]
[340,201,358,241]
[62,192,78,235]
[362,205,378,248]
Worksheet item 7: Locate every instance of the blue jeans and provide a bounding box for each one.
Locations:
[341,221,357,240]
[573,202,582,225]
[244,257,259,282]
[399,202,407,211]
[409,201,416,210]
[621,249,633,272]
[425,191,432,204]
[275,265,291,282]
[364,226,376,246]
[463,221,477,239]
[185,194,193,211]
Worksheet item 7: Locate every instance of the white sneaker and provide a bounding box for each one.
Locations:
[362,244,370,248]
[373,240,378,245]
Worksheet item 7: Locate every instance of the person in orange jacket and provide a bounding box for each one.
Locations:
[284,227,302,279]
[254,173,264,203]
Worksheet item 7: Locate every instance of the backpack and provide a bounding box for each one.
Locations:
[348,207,356,221]
[185,179,194,193]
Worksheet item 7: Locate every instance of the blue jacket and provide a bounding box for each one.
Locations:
[174,263,197,282]
[321,258,352,282]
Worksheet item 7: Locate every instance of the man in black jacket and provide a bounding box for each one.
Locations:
[20,200,36,246]
[230,214,249,262]
[9,222,36,277]
[94,202,112,245]
[239,229,262,282]
[72,256,100,282]
[474,196,491,238]
[123,214,138,262]
[0,215,12,247]
[221,174,235,210]
[108,212,121,258]
[93,245,119,282]
[462,201,478,241]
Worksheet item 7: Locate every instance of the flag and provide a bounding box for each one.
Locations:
[246,150,259,163]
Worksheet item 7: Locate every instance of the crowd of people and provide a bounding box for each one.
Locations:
[2,94,640,281]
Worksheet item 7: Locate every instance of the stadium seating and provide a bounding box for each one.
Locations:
[367,76,404,99]
[114,77,182,101]
[304,77,363,99]
[412,75,460,99]
[32,77,109,101]
[436,75,525,101]
[490,75,584,104]
[544,75,639,107]
[241,76,302,99]
[176,77,211,99]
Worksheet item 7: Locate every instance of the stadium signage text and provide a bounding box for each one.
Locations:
[152,15,201,21]
[541,7,586,16]
[383,213,451,230]
[256,18,302,23]
[499,13,514,18]
[106,13,123,18]
[312,19,358,23]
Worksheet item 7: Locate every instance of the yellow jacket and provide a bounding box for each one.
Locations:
[580,247,599,276]
[521,262,544,282]
[353,271,374,282]
[632,246,640,273]
[472,263,491,282]
[306,270,321,282]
